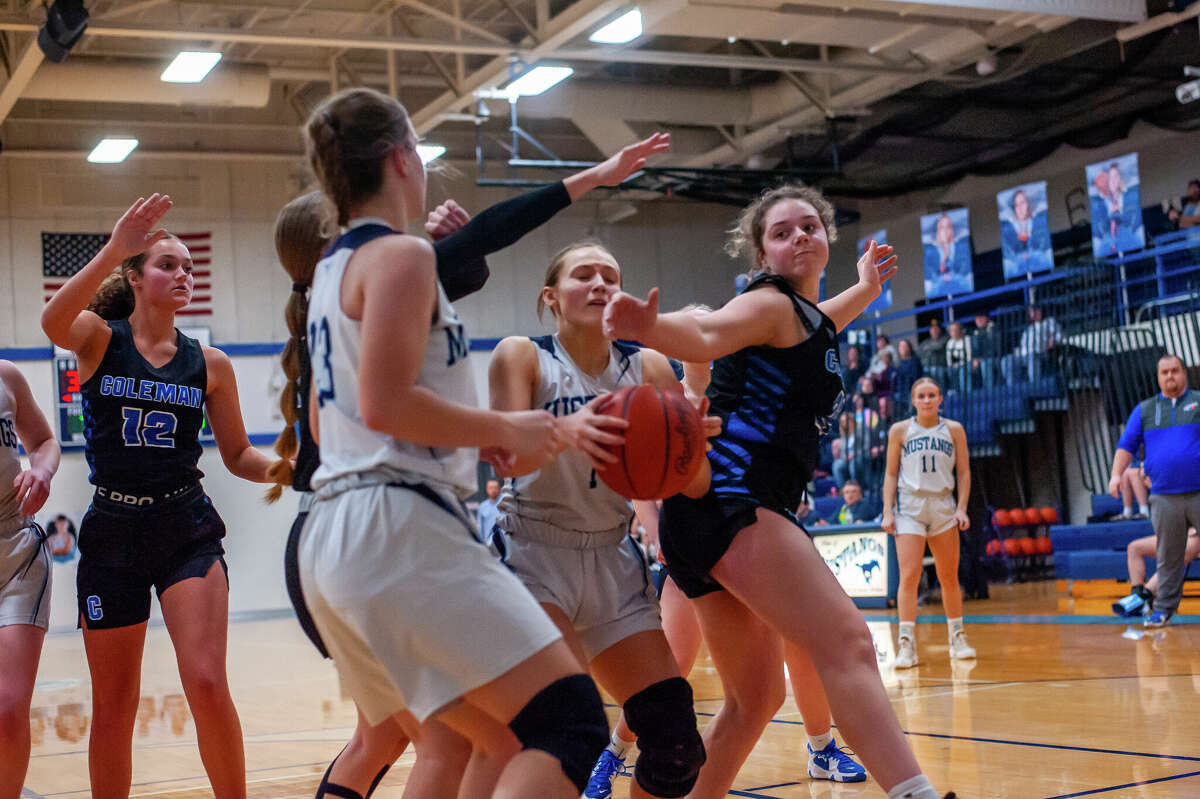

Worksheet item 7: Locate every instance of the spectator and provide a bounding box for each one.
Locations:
[1167,179,1200,230]
[872,351,894,398]
[832,412,861,489]
[918,318,948,387]
[1001,304,1060,385]
[841,345,866,398]
[892,339,924,409]
[867,334,897,378]
[1117,462,1149,520]
[945,321,972,393]
[815,480,873,525]
[476,478,501,545]
[1109,354,1200,627]
[970,311,1001,389]
[1112,528,1200,617]
[47,513,77,561]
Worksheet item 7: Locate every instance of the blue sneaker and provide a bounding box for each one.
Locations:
[1144,610,1172,628]
[583,748,630,798]
[807,739,867,783]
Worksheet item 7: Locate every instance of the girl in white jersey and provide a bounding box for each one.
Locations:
[299,87,610,798]
[0,360,59,799]
[881,377,976,668]
[489,241,708,799]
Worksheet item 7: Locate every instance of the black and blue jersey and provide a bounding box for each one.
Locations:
[705,273,844,512]
[80,319,207,494]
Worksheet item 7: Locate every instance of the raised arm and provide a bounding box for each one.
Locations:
[818,240,898,332]
[41,195,174,364]
[0,361,60,515]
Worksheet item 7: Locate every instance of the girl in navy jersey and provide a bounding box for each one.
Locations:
[40,196,275,799]
[604,185,951,799]
[268,132,669,798]
[489,241,709,799]
[0,360,60,799]
[298,86,611,799]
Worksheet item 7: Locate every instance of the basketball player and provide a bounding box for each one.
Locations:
[299,86,609,798]
[603,185,952,799]
[881,377,975,668]
[488,241,710,799]
[40,194,276,799]
[586,330,864,797]
[268,132,671,799]
[0,361,60,799]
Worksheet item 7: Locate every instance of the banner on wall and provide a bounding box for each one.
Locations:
[921,208,973,298]
[997,181,1053,279]
[42,231,213,316]
[1085,153,1145,256]
[856,229,893,314]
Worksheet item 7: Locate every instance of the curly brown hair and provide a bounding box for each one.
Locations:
[725,184,838,270]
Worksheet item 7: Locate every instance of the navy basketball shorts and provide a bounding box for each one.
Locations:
[76,485,227,630]
[283,496,330,659]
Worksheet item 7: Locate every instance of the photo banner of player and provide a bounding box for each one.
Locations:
[1086,152,1145,256]
[997,181,1053,279]
[857,229,893,314]
[921,208,973,298]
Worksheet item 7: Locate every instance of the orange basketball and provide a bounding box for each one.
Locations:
[1003,538,1021,556]
[1035,536,1053,555]
[1018,537,1036,556]
[986,539,1002,557]
[1010,508,1028,526]
[1025,508,1043,527]
[594,385,705,500]
[994,509,1012,527]
[1040,506,1059,524]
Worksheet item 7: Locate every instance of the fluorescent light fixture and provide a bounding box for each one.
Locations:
[416,144,446,164]
[161,51,222,83]
[589,8,642,44]
[87,138,139,163]
[504,65,573,96]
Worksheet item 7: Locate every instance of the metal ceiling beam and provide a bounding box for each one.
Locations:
[0,35,41,125]
[870,0,1145,23]
[551,47,929,75]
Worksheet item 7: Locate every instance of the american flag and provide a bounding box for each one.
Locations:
[42,231,213,316]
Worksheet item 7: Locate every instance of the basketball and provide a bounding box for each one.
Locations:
[986,539,1002,557]
[1040,506,1059,524]
[994,509,1012,527]
[1003,538,1021,556]
[594,384,705,500]
[1009,508,1028,526]
[1017,537,1036,556]
[1035,536,1054,555]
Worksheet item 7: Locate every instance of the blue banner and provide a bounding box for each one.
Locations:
[921,209,973,298]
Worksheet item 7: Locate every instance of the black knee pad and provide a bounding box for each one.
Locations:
[624,677,706,798]
[508,673,609,793]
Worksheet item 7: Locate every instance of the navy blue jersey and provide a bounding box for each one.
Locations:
[80,319,207,493]
[705,273,843,510]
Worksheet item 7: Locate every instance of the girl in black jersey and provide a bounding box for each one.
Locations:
[604,185,951,799]
[41,196,274,799]
[268,136,670,798]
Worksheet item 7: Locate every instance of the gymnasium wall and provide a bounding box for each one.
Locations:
[0,154,744,628]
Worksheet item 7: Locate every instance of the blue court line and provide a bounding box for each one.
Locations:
[37,759,332,797]
[1043,769,1200,798]
[742,782,801,792]
[21,788,47,799]
[616,772,783,798]
[859,612,1200,625]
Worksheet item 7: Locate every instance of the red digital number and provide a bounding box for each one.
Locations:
[61,368,80,402]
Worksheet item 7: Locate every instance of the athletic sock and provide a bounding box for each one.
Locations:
[808,731,834,751]
[1123,505,1133,517]
[888,774,940,799]
[609,728,632,757]
[899,621,915,642]
[947,617,964,638]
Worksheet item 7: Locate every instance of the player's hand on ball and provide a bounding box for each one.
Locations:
[559,395,628,467]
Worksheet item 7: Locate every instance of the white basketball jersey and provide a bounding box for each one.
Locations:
[499,335,642,534]
[307,219,477,497]
[0,374,21,521]
[898,417,956,497]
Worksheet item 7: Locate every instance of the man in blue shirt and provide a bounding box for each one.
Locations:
[1110,354,1200,627]
[476,478,501,545]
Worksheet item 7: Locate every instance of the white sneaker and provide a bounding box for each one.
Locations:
[949,630,977,660]
[893,635,918,668]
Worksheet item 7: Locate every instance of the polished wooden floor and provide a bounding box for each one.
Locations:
[24,583,1200,799]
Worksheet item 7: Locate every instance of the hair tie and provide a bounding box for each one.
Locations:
[292,283,309,293]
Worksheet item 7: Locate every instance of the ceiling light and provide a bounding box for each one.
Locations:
[504,65,573,96]
[87,138,139,163]
[589,8,642,44]
[416,144,446,164]
[161,51,222,83]
[727,36,737,44]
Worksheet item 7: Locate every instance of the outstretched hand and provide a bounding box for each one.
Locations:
[602,288,659,342]
[108,194,173,262]
[856,240,898,295]
[590,132,670,187]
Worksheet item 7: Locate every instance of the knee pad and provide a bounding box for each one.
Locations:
[624,677,706,798]
[508,673,609,793]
